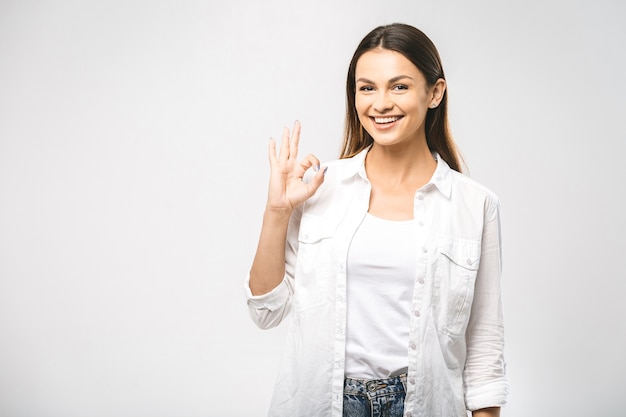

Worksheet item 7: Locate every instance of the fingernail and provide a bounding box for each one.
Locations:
[314,164,320,172]
[323,167,328,175]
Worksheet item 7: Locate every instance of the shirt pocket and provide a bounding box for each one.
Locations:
[434,237,481,338]
[294,214,338,311]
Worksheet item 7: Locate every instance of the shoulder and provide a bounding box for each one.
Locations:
[322,156,359,177]
[305,157,357,199]
[303,151,365,186]
[451,170,499,200]
[299,154,366,216]
[449,170,501,219]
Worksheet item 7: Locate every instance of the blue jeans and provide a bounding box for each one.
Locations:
[343,374,407,417]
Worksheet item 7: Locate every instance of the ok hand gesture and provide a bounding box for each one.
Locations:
[266,121,326,213]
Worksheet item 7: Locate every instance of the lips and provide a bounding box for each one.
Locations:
[369,115,404,131]
[372,116,402,124]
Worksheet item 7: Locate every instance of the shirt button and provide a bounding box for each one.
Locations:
[416,194,423,200]
[466,258,473,266]
[407,412,413,417]
[409,343,417,350]
[409,377,415,384]
[418,278,425,285]
[413,310,420,317]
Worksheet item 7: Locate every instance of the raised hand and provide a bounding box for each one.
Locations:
[266,121,326,213]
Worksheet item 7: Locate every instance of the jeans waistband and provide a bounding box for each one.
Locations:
[344,373,407,395]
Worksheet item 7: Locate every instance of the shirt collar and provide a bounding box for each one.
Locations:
[338,147,370,181]
[429,153,453,199]
[339,146,453,199]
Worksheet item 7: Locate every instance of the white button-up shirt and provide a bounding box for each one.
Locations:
[246,148,509,417]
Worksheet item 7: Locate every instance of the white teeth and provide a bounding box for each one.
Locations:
[374,116,400,124]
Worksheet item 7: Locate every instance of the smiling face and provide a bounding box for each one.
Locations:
[354,48,444,149]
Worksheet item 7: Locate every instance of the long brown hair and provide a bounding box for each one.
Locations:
[340,23,462,172]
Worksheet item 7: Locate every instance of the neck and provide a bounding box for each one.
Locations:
[365,140,437,189]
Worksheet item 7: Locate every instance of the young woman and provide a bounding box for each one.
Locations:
[246,23,508,417]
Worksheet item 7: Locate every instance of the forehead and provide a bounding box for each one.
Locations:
[355,48,422,81]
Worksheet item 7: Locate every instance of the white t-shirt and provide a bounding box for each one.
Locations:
[345,213,422,379]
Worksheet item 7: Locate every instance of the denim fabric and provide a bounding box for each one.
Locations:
[343,374,407,417]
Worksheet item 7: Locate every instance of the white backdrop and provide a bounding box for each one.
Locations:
[1,1,625,416]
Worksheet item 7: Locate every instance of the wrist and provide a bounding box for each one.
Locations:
[263,206,293,223]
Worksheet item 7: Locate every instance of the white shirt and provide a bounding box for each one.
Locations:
[245,148,509,417]
[345,213,418,379]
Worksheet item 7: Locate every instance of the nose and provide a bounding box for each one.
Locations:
[372,91,393,113]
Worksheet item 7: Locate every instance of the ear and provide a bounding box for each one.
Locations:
[429,78,446,107]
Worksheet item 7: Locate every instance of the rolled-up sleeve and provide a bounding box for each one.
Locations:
[245,273,293,329]
[463,196,509,410]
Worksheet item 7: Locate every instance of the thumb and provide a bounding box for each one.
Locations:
[306,166,327,197]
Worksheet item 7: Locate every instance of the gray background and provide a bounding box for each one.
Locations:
[1,1,624,416]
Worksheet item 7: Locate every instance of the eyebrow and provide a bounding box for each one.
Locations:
[356,75,414,84]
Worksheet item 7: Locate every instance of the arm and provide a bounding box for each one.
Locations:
[249,121,326,295]
[473,407,500,417]
[464,197,509,410]
[249,209,292,296]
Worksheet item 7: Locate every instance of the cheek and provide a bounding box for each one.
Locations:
[403,100,427,120]
[354,96,367,115]
[354,98,370,124]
